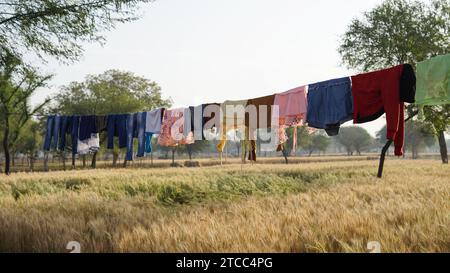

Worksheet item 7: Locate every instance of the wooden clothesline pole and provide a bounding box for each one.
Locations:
[377,111,418,178]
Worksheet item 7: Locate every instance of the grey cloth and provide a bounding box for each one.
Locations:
[145,108,163,134]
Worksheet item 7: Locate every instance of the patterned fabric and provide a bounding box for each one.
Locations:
[158,108,194,147]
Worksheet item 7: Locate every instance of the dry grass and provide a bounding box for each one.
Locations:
[0,159,448,253]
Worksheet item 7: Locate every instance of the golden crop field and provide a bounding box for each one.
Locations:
[0,158,448,253]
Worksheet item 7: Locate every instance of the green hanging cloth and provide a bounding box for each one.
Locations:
[415,54,450,106]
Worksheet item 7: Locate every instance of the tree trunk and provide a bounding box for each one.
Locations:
[112,151,118,167]
[29,153,35,172]
[82,155,86,167]
[2,119,10,175]
[62,151,66,170]
[171,148,175,165]
[91,152,97,168]
[72,153,76,169]
[437,130,448,164]
[281,145,289,164]
[187,145,192,161]
[43,152,49,172]
[412,144,417,160]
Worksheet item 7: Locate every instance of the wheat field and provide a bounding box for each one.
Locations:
[0,158,448,253]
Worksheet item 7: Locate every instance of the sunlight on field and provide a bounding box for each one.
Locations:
[0,159,448,252]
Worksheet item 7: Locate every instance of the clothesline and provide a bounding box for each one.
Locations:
[38,53,449,177]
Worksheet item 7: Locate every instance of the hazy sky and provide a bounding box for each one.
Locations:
[32,0,388,136]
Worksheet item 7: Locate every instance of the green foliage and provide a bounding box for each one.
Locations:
[307,133,331,156]
[0,0,153,65]
[338,0,449,72]
[11,120,43,157]
[0,53,52,173]
[377,121,436,158]
[337,126,373,155]
[338,0,449,160]
[51,69,171,115]
[177,140,210,160]
[3,167,373,206]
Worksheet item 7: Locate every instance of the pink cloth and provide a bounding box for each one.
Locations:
[158,108,194,147]
[274,86,308,126]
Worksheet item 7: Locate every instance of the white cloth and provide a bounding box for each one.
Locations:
[77,133,100,155]
[145,108,163,134]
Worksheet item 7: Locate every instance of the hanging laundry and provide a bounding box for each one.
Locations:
[71,116,80,155]
[274,86,308,127]
[245,94,275,146]
[78,115,98,141]
[415,54,450,106]
[241,139,256,162]
[202,103,221,140]
[400,64,416,103]
[77,133,100,155]
[95,115,108,133]
[306,77,353,136]
[145,108,164,134]
[43,115,60,151]
[158,108,194,147]
[183,106,195,138]
[125,112,147,161]
[107,114,128,150]
[145,132,153,153]
[192,105,204,140]
[58,116,74,151]
[245,94,275,130]
[273,86,308,151]
[217,99,248,152]
[135,112,147,158]
[351,64,415,156]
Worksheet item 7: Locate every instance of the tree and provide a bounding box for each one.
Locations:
[283,125,312,156]
[338,0,450,163]
[53,70,171,115]
[12,120,43,171]
[0,53,52,174]
[305,133,331,156]
[337,126,373,156]
[50,69,171,167]
[178,140,210,161]
[0,0,152,66]
[377,122,436,158]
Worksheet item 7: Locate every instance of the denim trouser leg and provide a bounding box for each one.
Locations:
[51,115,61,150]
[118,114,128,148]
[107,114,128,150]
[58,116,70,151]
[136,112,146,157]
[125,114,135,161]
[71,116,80,155]
[43,116,55,151]
[145,132,153,153]
[107,115,115,149]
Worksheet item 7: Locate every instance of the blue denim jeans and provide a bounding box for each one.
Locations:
[43,115,55,151]
[43,115,62,151]
[107,114,128,149]
[71,116,80,155]
[58,116,73,151]
[136,112,147,157]
[126,112,147,160]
